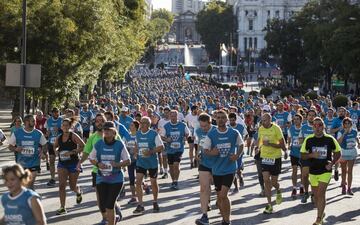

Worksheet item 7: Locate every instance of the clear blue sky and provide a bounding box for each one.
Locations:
[152,0,171,10]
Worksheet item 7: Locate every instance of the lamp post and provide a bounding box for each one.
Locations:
[20,0,27,119]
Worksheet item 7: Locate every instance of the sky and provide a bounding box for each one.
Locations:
[152,0,172,11]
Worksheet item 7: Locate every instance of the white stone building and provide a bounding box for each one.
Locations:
[172,0,205,15]
[233,0,308,57]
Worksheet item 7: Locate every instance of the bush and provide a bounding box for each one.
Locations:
[280,90,295,98]
[249,91,258,97]
[230,85,238,91]
[304,91,318,100]
[260,87,273,97]
[222,84,230,90]
[333,95,348,108]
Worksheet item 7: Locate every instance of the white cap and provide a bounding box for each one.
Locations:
[262,105,271,112]
[121,107,129,112]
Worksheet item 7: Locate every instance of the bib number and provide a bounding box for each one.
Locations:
[170,142,181,149]
[262,158,275,165]
[59,151,71,161]
[139,148,150,158]
[49,137,56,144]
[100,162,113,176]
[22,147,35,156]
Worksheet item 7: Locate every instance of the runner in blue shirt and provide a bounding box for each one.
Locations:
[80,103,93,140]
[324,108,336,135]
[348,102,360,130]
[119,107,134,130]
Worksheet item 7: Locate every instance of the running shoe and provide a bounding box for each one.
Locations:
[263,204,273,214]
[115,215,121,224]
[173,182,179,190]
[153,202,160,213]
[347,188,354,196]
[133,205,145,215]
[76,192,83,204]
[98,218,107,225]
[291,188,297,199]
[276,190,282,205]
[128,197,137,205]
[195,214,209,225]
[342,185,347,195]
[299,187,305,195]
[334,170,339,181]
[301,192,309,203]
[56,207,67,215]
[161,173,168,179]
[232,188,239,194]
[221,220,231,225]
[46,179,56,187]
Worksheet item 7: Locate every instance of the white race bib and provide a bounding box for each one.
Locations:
[139,148,150,157]
[170,142,181,149]
[21,147,35,156]
[49,137,56,144]
[100,161,113,176]
[292,138,300,147]
[217,143,231,158]
[262,158,275,165]
[313,147,327,159]
[59,151,71,161]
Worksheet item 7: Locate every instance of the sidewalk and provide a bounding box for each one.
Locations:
[0,102,13,157]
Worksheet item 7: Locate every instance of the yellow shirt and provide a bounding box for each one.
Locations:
[258,123,284,159]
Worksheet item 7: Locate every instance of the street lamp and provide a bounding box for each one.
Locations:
[19,0,27,119]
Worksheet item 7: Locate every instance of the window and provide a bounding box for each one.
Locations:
[249,37,253,48]
[254,11,257,17]
[248,20,253,31]
[254,37,257,49]
[245,10,248,16]
[267,10,270,17]
[187,0,192,8]
[275,10,280,18]
[244,38,248,52]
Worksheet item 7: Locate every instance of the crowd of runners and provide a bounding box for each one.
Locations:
[0,68,359,225]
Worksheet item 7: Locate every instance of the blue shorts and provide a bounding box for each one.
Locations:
[57,162,82,173]
[342,150,358,161]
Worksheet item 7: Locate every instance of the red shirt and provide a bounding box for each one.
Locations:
[35,117,47,133]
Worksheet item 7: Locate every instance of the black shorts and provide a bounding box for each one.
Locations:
[83,130,90,139]
[198,164,212,173]
[300,159,311,167]
[213,174,235,192]
[24,166,41,173]
[47,143,55,155]
[167,152,183,165]
[291,156,301,167]
[92,172,97,187]
[187,137,194,144]
[136,166,158,179]
[261,158,282,176]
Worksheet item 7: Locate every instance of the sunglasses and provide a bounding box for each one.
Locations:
[313,124,323,128]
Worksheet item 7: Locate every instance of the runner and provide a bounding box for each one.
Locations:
[133,116,164,215]
[1,164,47,225]
[80,103,94,141]
[89,121,131,225]
[288,114,304,198]
[257,113,287,214]
[203,110,244,225]
[162,110,190,190]
[273,101,291,141]
[195,113,216,225]
[8,115,47,190]
[44,107,63,187]
[336,117,359,195]
[300,117,341,225]
[124,120,140,204]
[158,106,171,179]
[119,107,133,130]
[54,118,85,215]
[299,109,317,203]
[185,105,199,169]
[228,112,248,193]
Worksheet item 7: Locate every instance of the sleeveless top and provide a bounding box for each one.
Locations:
[58,132,79,164]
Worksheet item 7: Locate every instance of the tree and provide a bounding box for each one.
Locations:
[151,8,174,25]
[196,1,236,61]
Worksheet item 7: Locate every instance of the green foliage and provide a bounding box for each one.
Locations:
[249,91,258,97]
[260,87,273,98]
[0,0,152,107]
[151,8,174,25]
[222,84,230,90]
[206,64,213,74]
[230,85,238,91]
[304,91,318,100]
[196,1,236,61]
[333,95,348,108]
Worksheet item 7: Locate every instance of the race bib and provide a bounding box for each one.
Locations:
[100,161,113,176]
[217,143,231,158]
[170,142,181,149]
[313,146,327,159]
[49,137,56,144]
[346,140,356,149]
[262,158,275,165]
[59,151,71,161]
[21,147,35,156]
[139,148,150,157]
[292,138,300,147]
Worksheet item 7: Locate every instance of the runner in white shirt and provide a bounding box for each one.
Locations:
[185,105,199,169]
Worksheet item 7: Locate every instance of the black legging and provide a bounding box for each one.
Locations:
[96,182,123,213]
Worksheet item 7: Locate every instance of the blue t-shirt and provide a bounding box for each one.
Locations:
[288,125,302,158]
[164,122,188,154]
[206,128,241,176]
[229,123,247,139]
[337,129,358,156]
[195,125,216,169]
[273,111,290,133]
[299,122,313,139]
[135,129,160,169]
[14,128,43,168]
[1,188,41,225]
[331,117,344,136]
[324,116,336,134]
[124,134,136,162]
[115,121,130,140]
[46,116,62,144]
[119,115,133,130]
[94,139,126,184]
[80,111,93,131]
[349,109,360,128]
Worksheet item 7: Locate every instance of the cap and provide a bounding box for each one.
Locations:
[262,105,271,112]
[120,107,129,112]
[164,106,171,111]
[103,121,116,130]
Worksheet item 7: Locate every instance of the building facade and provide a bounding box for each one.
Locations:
[170,0,206,43]
[233,0,308,57]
